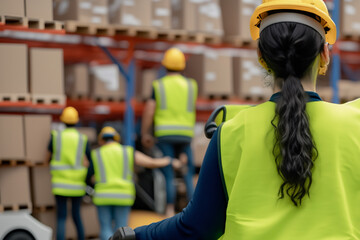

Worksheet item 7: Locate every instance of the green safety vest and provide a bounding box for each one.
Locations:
[91,142,135,206]
[50,128,88,197]
[153,74,197,138]
[218,99,360,239]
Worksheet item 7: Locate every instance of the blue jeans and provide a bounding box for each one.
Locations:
[97,205,131,240]
[156,140,195,204]
[55,195,84,240]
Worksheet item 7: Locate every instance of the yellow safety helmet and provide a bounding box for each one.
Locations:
[161,48,186,71]
[60,106,79,124]
[98,126,120,142]
[250,0,337,44]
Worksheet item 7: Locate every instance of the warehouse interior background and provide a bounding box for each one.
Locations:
[0,0,359,239]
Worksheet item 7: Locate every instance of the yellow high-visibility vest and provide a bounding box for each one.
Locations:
[219,99,360,239]
[153,74,197,138]
[50,128,88,197]
[91,142,135,206]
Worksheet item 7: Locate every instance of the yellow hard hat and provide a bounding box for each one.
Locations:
[98,126,120,142]
[250,0,337,44]
[60,106,79,124]
[162,48,186,71]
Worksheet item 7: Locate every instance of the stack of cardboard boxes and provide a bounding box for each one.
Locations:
[0,0,53,20]
[0,43,65,105]
[341,0,360,38]
[221,0,262,43]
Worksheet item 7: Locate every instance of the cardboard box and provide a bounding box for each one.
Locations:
[136,68,158,100]
[221,0,261,41]
[191,123,210,167]
[30,48,64,96]
[171,0,197,31]
[24,115,52,164]
[233,55,272,100]
[33,209,77,239]
[31,166,55,207]
[197,0,223,35]
[341,0,360,37]
[0,115,25,160]
[90,64,126,101]
[76,127,97,145]
[54,0,93,23]
[152,0,171,29]
[91,0,109,24]
[26,0,53,20]
[185,51,233,97]
[65,64,90,99]
[0,44,28,97]
[0,167,31,206]
[33,203,99,238]
[0,0,25,17]
[109,0,152,26]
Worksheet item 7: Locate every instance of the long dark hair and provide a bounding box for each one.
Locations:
[259,22,324,206]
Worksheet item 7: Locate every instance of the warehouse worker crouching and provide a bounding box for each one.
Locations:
[88,126,172,240]
[141,48,198,217]
[47,106,93,240]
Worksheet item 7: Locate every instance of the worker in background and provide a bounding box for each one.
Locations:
[46,106,92,240]
[141,47,198,217]
[88,126,177,240]
[133,0,360,239]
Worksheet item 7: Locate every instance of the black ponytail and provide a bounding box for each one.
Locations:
[259,22,324,206]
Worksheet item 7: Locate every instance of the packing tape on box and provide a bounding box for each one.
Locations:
[123,0,135,6]
[122,13,142,26]
[80,1,92,9]
[57,0,70,15]
[345,5,356,15]
[93,6,108,15]
[155,8,170,17]
[199,3,221,18]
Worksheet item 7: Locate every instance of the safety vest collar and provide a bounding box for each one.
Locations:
[270,91,322,103]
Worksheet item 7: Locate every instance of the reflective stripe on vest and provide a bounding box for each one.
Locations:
[93,193,134,200]
[154,125,194,132]
[52,183,85,191]
[55,131,62,161]
[95,148,107,183]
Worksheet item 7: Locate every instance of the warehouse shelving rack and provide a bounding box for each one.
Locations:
[0,0,350,145]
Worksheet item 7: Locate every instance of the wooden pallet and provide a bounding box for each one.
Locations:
[34,205,55,212]
[224,36,257,47]
[28,18,64,31]
[204,94,231,101]
[31,94,66,105]
[185,32,222,44]
[92,96,125,102]
[0,203,32,212]
[0,93,30,102]
[65,21,113,35]
[0,15,28,27]
[112,25,157,39]
[342,35,360,41]
[0,159,30,167]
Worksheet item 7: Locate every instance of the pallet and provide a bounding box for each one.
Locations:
[0,203,32,212]
[64,21,113,35]
[0,93,30,102]
[0,159,30,167]
[0,16,64,31]
[224,36,257,47]
[31,94,66,105]
[112,25,157,39]
[33,205,55,212]
[0,15,28,27]
[92,96,125,102]
[186,32,222,44]
[28,18,64,31]
[342,35,360,41]
[205,94,231,101]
